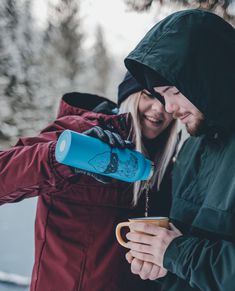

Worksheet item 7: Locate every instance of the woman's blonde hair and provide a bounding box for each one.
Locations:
[119,91,178,205]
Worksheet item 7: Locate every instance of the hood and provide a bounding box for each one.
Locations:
[55,91,133,140]
[57,92,117,118]
[125,9,235,132]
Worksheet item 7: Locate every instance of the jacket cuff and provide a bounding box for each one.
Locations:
[163,235,184,274]
[163,235,202,280]
[49,141,75,180]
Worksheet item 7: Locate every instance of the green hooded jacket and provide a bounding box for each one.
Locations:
[125,9,235,291]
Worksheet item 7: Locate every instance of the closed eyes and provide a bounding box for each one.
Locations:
[157,86,180,95]
[142,90,155,98]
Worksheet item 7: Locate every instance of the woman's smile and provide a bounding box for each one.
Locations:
[144,114,163,126]
[138,91,173,139]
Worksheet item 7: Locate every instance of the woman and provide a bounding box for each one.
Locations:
[0,72,178,291]
[118,71,177,212]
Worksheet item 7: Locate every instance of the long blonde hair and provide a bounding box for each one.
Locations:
[119,91,178,205]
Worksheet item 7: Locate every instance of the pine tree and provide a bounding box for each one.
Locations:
[0,0,20,142]
[91,26,110,96]
[43,0,84,101]
[124,0,235,23]
[0,0,46,144]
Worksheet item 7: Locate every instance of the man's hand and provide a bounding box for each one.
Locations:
[125,252,168,280]
[126,222,182,267]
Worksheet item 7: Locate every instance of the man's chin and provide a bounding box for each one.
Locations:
[186,120,206,136]
[186,128,199,136]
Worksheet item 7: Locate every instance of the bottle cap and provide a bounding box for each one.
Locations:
[55,130,72,164]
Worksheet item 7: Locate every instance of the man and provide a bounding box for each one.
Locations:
[123,9,235,291]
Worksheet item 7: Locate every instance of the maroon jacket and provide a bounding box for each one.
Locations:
[0,93,161,291]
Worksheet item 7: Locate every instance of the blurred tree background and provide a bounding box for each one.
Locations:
[0,0,111,147]
[0,0,234,289]
[0,0,234,148]
[125,0,235,23]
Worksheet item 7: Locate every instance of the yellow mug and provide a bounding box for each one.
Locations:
[115,216,169,248]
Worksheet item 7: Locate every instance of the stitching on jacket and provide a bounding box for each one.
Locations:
[48,142,65,182]
[34,195,53,290]
[76,252,86,291]
[174,196,235,215]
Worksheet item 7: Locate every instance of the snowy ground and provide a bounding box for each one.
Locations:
[0,198,37,291]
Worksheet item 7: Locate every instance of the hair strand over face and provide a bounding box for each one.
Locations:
[119,92,178,205]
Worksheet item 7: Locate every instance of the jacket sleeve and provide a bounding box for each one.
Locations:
[0,116,87,205]
[163,235,235,290]
[0,141,75,205]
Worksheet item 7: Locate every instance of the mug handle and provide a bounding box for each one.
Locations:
[115,222,131,248]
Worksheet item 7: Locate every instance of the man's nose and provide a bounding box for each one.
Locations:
[165,101,179,114]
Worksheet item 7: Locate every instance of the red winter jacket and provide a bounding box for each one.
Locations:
[0,93,161,291]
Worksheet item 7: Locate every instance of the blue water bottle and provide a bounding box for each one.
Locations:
[55,130,154,182]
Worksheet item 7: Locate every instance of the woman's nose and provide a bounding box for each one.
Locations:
[151,100,165,111]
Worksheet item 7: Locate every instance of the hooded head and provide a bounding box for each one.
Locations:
[118,70,170,106]
[117,71,143,106]
[125,9,235,133]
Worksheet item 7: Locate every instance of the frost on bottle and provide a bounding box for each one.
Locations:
[55,130,154,182]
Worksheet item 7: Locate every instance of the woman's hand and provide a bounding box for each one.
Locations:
[83,126,134,149]
[73,126,134,183]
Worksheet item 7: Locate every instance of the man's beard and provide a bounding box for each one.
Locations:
[186,118,206,136]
